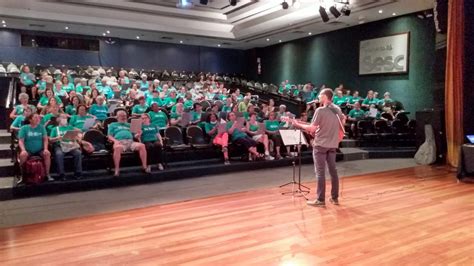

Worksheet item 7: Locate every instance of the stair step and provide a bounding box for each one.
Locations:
[0,130,10,144]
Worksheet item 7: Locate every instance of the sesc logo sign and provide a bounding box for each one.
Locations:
[361,55,406,73]
[359,33,409,75]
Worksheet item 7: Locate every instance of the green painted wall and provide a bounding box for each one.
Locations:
[252,14,436,116]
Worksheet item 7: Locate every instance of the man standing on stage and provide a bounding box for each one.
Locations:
[292,88,345,207]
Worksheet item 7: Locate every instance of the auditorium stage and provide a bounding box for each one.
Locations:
[0,165,472,264]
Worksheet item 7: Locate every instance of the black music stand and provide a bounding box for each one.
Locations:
[279,129,310,198]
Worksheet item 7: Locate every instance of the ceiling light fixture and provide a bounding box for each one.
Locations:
[2,20,6,24]
[308,32,312,35]
[65,26,69,30]
[229,0,237,6]
[279,40,282,43]
[392,12,397,16]
[136,36,140,39]
[281,1,289,9]
[217,44,221,47]
[293,0,300,9]
[329,5,341,18]
[106,30,110,34]
[378,9,383,14]
[266,38,270,41]
[102,33,106,36]
[180,40,183,43]
[319,6,330,23]
[2,24,6,27]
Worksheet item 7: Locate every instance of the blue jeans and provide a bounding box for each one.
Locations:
[313,146,339,202]
[54,145,82,175]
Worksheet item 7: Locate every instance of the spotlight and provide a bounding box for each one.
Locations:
[200,0,208,5]
[229,0,237,6]
[341,5,351,16]
[319,6,330,23]
[281,1,289,9]
[329,6,341,18]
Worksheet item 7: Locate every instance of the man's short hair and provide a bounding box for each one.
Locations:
[320,88,334,100]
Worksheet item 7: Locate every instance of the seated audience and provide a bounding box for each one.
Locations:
[49,114,83,180]
[246,113,273,160]
[107,110,149,177]
[69,104,97,131]
[362,90,379,109]
[18,113,52,181]
[265,111,285,159]
[136,113,164,172]
[148,102,169,129]
[132,96,148,116]
[10,106,33,132]
[89,96,108,122]
[10,93,36,119]
[227,112,262,160]
[205,113,230,165]
[347,102,366,137]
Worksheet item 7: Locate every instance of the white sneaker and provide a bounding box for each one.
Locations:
[265,155,274,160]
[158,163,164,171]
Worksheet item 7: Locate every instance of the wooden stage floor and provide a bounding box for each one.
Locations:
[1,166,473,265]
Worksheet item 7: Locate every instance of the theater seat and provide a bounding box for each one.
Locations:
[164,126,190,151]
[186,126,211,149]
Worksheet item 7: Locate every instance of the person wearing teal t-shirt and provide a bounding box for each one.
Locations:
[20,66,35,87]
[333,90,348,106]
[245,113,273,160]
[9,93,36,119]
[163,91,178,108]
[265,112,284,159]
[49,114,82,180]
[18,113,52,180]
[148,102,169,129]
[146,90,163,107]
[362,90,379,109]
[65,96,81,116]
[89,96,108,121]
[10,105,33,131]
[190,103,204,127]
[70,105,97,131]
[205,113,230,165]
[347,102,366,138]
[136,113,164,172]
[61,76,75,93]
[226,112,262,160]
[139,75,149,91]
[348,90,362,106]
[107,110,149,177]
[132,96,149,116]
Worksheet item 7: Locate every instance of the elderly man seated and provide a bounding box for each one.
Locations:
[107,110,149,177]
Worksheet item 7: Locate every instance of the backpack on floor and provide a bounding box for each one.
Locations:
[23,157,46,185]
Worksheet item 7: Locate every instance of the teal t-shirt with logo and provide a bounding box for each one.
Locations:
[65,105,77,116]
[108,122,132,140]
[90,104,108,121]
[226,121,247,141]
[50,125,76,144]
[264,120,280,131]
[69,114,94,131]
[146,97,163,107]
[348,109,366,120]
[18,124,47,154]
[148,111,168,129]
[132,104,148,115]
[15,104,36,116]
[141,124,160,143]
[11,116,26,128]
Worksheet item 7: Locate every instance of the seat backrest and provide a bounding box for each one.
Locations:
[357,120,374,133]
[165,126,184,145]
[391,119,407,133]
[374,120,390,133]
[407,119,417,132]
[103,117,118,134]
[186,126,207,145]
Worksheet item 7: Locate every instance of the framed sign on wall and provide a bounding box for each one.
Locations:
[359,32,410,75]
